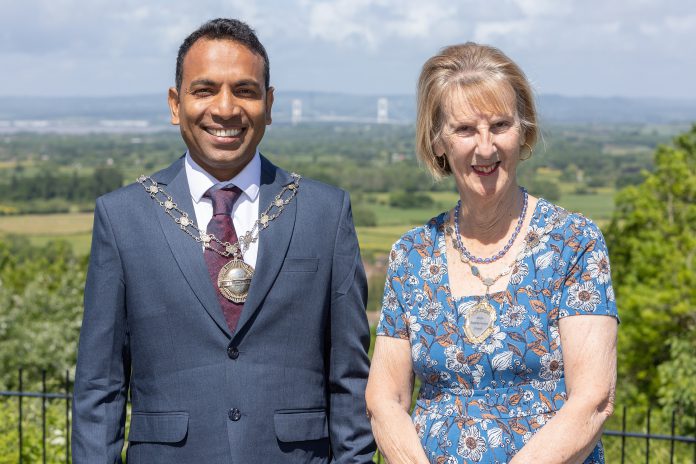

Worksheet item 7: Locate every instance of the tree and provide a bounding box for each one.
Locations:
[657,334,696,430]
[527,177,561,202]
[0,238,86,390]
[352,204,377,227]
[606,124,696,406]
[389,191,434,209]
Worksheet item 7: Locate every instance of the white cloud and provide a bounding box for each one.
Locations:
[382,2,459,39]
[305,0,459,48]
[664,14,696,33]
[474,20,532,44]
[307,0,379,47]
[0,0,695,97]
[513,0,572,18]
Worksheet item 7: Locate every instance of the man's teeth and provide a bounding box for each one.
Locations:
[208,128,242,137]
[474,164,497,173]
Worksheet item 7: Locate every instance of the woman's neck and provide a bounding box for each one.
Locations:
[457,184,522,245]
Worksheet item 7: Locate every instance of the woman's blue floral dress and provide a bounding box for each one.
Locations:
[377,199,618,463]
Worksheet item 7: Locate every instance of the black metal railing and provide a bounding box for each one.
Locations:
[0,369,71,464]
[2,370,695,463]
[604,406,696,464]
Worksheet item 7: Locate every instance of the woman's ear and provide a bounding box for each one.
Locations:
[434,139,445,158]
[519,128,526,147]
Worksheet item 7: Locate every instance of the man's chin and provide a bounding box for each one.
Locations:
[193,151,256,180]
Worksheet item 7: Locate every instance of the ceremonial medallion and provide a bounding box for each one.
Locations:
[138,173,301,304]
[217,259,254,303]
[464,299,497,343]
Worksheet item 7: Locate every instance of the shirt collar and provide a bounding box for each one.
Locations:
[185,150,261,204]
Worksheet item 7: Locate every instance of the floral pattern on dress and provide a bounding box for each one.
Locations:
[377,199,618,463]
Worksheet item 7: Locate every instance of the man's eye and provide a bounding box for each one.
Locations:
[191,88,213,96]
[236,88,258,97]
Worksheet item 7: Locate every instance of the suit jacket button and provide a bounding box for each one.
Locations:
[227,345,239,360]
[229,408,241,421]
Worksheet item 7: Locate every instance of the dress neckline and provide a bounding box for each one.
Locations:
[438,197,547,302]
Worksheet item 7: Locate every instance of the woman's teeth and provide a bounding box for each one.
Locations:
[472,162,499,174]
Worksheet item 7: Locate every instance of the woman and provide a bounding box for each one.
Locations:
[366,43,618,463]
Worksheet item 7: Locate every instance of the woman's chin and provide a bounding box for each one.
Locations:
[460,176,514,199]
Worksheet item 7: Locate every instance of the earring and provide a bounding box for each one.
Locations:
[436,154,449,172]
[520,143,533,161]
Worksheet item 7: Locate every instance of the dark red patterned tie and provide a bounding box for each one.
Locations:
[204,185,244,333]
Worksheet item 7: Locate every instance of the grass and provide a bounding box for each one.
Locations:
[358,187,617,258]
[0,213,93,255]
[27,234,93,255]
[0,187,617,259]
[0,212,93,235]
[556,190,615,223]
[356,225,413,255]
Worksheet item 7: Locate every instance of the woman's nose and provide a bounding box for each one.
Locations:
[474,130,497,158]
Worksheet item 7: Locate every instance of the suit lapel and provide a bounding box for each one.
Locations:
[234,156,297,334]
[153,158,233,338]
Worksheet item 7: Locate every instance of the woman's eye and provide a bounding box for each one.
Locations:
[493,121,512,131]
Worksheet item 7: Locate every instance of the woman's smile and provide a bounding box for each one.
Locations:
[471,161,501,176]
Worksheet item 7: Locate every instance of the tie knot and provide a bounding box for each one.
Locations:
[205,185,243,216]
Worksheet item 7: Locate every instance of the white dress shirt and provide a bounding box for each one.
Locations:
[184,151,260,267]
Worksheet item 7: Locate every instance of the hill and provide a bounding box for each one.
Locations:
[1,92,695,133]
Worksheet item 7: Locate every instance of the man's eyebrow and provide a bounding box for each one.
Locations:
[235,79,262,88]
[188,78,217,88]
[187,78,262,90]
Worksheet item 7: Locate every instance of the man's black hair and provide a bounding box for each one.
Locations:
[175,18,270,91]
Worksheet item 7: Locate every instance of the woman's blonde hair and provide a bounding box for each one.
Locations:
[416,42,538,179]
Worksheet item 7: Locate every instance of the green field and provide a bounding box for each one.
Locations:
[0,187,616,258]
[0,213,93,255]
[556,190,615,223]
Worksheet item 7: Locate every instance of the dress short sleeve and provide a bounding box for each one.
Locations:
[558,219,619,320]
[376,243,410,340]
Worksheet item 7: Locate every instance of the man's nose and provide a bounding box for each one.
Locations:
[212,89,241,119]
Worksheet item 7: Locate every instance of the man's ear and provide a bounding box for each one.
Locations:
[265,87,275,125]
[168,87,181,125]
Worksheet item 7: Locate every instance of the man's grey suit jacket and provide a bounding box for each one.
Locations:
[72,155,375,463]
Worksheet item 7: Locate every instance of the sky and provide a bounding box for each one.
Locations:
[1,0,695,99]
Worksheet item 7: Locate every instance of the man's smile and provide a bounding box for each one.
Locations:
[205,127,244,138]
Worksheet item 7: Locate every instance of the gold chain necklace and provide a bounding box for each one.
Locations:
[445,201,563,343]
[445,217,514,344]
[138,173,301,302]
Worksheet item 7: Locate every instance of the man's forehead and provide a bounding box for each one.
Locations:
[182,39,265,78]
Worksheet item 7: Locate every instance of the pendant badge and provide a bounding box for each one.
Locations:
[217,259,254,303]
[465,299,497,343]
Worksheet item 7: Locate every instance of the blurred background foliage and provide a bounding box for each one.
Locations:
[1,122,695,461]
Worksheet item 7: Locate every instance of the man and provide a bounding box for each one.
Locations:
[72,18,375,463]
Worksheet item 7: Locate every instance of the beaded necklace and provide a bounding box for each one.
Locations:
[453,187,528,264]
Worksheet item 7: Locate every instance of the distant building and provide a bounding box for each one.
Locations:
[377,97,388,124]
[291,99,302,125]
[99,120,149,128]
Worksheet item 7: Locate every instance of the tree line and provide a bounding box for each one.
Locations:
[0,167,123,214]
